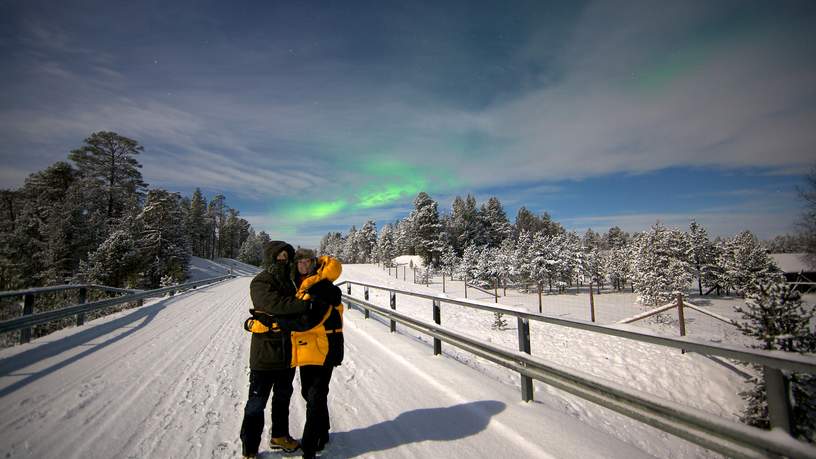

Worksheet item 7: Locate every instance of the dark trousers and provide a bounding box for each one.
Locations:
[299,365,334,455]
[240,368,296,456]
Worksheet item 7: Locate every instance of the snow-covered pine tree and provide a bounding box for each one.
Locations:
[136,189,191,288]
[480,196,513,248]
[459,244,482,284]
[527,232,553,293]
[238,230,265,266]
[68,131,148,227]
[495,238,516,293]
[687,220,715,295]
[438,240,459,279]
[358,220,378,263]
[735,281,816,442]
[409,192,442,266]
[630,222,692,305]
[319,232,344,259]
[511,230,534,290]
[725,231,781,297]
[393,218,414,256]
[342,226,359,263]
[604,226,628,251]
[374,225,394,266]
[450,194,485,254]
[583,247,606,292]
[605,244,631,291]
[78,226,143,288]
[186,188,208,257]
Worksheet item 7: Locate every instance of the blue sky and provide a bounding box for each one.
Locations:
[1,0,814,247]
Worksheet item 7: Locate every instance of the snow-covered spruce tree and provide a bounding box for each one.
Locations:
[495,238,516,293]
[459,244,483,284]
[238,230,264,266]
[687,220,716,295]
[735,281,816,442]
[511,230,534,290]
[605,244,631,292]
[77,226,144,288]
[358,220,378,263]
[393,218,415,256]
[480,196,513,248]
[409,192,443,266]
[724,231,781,297]
[319,232,344,259]
[135,189,191,288]
[375,224,397,266]
[341,226,359,263]
[583,246,606,292]
[450,194,486,254]
[186,188,208,257]
[630,222,692,306]
[438,240,460,279]
[527,232,554,293]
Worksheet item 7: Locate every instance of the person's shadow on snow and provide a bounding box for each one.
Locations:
[328,400,505,458]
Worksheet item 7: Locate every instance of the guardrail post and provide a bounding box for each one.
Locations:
[676,293,686,354]
[589,281,595,323]
[21,293,34,344]
[364,286,369,301]
[433,299,441,355]
[538,283,542,313]
[403,266,406,281]
[390,291,397,333]
[517,317,533,402]
[442,272,446,293]
[77,287,87,326]
[765,366,793,434]
[346,283,351,295]
[464,275,468,299]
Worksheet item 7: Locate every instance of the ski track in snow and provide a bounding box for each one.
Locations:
[0,264,759,458]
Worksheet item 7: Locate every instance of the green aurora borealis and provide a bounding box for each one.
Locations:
[269,159,459,229]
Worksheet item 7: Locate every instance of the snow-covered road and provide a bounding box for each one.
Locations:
[0,276,660,458]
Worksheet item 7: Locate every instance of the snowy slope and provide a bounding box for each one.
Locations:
[0,265,760,458]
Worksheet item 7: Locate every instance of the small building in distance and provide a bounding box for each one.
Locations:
[770,253,815,293]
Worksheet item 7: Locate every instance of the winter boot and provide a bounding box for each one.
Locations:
[316,432,330,452]
[269,435,300,453]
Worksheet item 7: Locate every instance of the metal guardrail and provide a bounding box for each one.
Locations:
[337,280,816,459]
[0,275,235,341]
[0,284,140,300]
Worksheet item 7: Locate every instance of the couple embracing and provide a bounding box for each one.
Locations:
[241,242,344,459]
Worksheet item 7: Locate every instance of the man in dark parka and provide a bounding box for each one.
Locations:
[240,241,312,458]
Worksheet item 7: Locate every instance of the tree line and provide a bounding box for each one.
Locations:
[0,131,260,290]
[320,192,788,304]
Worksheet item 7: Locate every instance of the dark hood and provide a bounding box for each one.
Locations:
[263,241,295,267]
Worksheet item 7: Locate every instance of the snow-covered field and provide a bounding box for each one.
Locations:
[0,260,802,458]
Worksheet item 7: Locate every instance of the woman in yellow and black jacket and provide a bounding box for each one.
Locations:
[288,248,343,459]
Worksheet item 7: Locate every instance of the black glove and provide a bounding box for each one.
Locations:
[308,279,342,305]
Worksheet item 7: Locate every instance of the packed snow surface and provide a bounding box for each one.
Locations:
[0,261,777,458]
